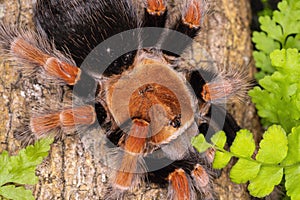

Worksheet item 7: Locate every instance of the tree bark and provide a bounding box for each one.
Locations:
[0,0,260,199]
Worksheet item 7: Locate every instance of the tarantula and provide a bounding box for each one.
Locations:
[0,0,248,199]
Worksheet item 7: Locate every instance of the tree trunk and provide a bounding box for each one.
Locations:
[0,0,260,199]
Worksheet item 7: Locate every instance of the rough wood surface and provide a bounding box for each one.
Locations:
[0,0,261,199]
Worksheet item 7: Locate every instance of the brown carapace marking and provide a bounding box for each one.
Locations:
[201,80,235,102]
[11,38,81,85]
[129,83,181,124]
[114,119,149,189]
[146,0,166,16]
[30,105,96,136]
[129,83,181,144]
[168,168,191,200]
[183,0,202,28]
[191,164,209,188]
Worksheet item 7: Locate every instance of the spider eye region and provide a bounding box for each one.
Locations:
[169,114,182,128]
[106,61,195,145]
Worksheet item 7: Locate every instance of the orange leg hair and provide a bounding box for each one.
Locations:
[182,0,205,29]
[113,119,149,190]
[30,105,96,137]
[11,38,81,85]
[168,168,193,200]
[146,0,167,16]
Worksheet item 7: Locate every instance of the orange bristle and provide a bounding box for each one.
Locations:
[201,81,234,102]
[205,148,216,164]
[191,164,209,188]
[168,168,191,200]
[114,120,149,189]
[30,106,96,136]
[183,0,202,28]
[11,38,49,65]
[60,105,96,127]
[150,127,174,145]
[123,120,149,153]
[114,154,138,190]
[30,113,60,137]
[44,57,81,85]
[11,38,81,85]
[146,0,166,16]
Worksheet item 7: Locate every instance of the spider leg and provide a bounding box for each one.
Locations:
[167,168,195,200]
[139,0,168,49]
[112,119,149,190]
[173,0,206,38]
[188,69,246,145]
[29,105,96,140]
[149,149,217,200]
[195,67,248,145]
[161,0,207,56]
[11,38,80,85]
[0,25,104,145]
[142,0,168,27]
[0,24,82,86]
[0,24,102,98]
[190,163,216,200]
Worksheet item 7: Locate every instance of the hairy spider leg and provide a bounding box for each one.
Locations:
[191,164,215,199]
[161,0,206,56]
[188,68,247,145]
[113,119,149,189]
[30,106,96,138]
[139,0,168,49]
[143,0,168,27]
[11,38,81,85]
[2,30,100,142]
[167,164,217,200]
[168,168,194,200]
[175,0,206,37]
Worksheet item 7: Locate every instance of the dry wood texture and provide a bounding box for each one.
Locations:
[0,0,260,199]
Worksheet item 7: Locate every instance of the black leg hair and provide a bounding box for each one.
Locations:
[161,0,207,57]
[147,151,218,200]
[187,70,239,146]
[138,0,168,49]
[198,105,239,146]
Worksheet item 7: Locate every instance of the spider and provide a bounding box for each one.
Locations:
[0,0,248,199]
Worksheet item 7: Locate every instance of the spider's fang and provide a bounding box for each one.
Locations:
[11,38,80,85]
